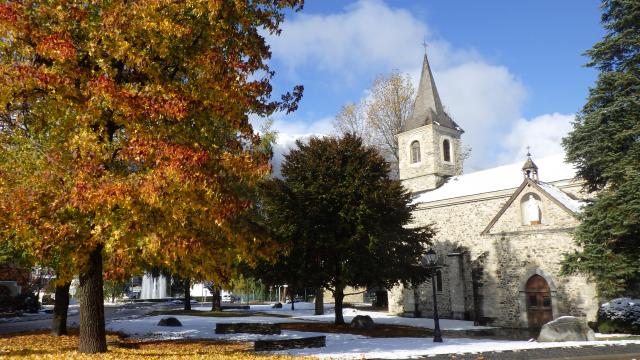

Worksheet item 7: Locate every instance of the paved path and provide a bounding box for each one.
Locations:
[0,302,178,335]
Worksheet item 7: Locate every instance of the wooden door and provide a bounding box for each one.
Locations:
[525,275,553,328]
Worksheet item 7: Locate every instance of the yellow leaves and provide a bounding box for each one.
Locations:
[91,224,104,237]
[144,233,162,256]
[0,331,306,359]
[1,0,302,290]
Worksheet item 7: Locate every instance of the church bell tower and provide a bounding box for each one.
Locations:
[397,52,464,194]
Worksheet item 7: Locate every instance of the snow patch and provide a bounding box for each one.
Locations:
[537,182,585,213]
[413,153,576,204]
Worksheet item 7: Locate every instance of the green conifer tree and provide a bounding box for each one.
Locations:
[562,0,640,298]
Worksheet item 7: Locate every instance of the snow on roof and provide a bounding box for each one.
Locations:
[413,153,577,204]
[537,181,585,213]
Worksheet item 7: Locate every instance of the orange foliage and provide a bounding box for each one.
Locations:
[0,330,307,359]
[36,33,77,61]
[0,0,304,286]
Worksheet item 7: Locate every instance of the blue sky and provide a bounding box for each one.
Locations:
[261,0,604,171]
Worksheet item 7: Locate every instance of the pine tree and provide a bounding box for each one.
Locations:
[561,0,640,298]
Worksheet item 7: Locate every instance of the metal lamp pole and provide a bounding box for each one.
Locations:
[425,248,443,343]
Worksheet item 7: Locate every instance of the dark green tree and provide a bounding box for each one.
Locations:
[561,0,640,298]
[262,134,434,324]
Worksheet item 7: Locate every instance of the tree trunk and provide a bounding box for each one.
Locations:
[51,282,71,336]
[78,245,107,354]
[289,287,295,311]
[184,278,191,311]
[211,286,221,312]
[314,288,324,315]
[412,285,421,317]
[334,287,345,325]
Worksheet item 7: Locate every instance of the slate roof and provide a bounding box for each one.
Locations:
[404,53,463,133]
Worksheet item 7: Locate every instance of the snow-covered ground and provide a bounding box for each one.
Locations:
[215,302,494,330]
[0,304,80,324]
[105,302,640,359]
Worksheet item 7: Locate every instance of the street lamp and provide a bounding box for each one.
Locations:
[424,248,443,343]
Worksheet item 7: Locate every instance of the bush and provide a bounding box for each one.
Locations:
[598,298,640,335]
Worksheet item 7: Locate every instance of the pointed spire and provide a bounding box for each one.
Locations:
[522,147,539,181]
[404,51,462,132]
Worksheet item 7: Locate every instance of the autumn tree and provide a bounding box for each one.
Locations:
[0,0,303,353]
[334,72,414,175]
[263,134,434,324]
[333,103,374,146]
[561,0,640,298]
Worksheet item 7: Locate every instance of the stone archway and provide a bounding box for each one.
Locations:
[525,275,553,327]
[518,268,558,328]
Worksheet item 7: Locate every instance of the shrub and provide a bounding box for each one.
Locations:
[598,298,640,334]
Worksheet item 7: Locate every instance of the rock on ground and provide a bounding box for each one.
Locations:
[350,315,375,329]
[157,317,182,327]
[537,316,595,342]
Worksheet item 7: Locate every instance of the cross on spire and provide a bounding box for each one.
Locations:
[422,37,428,54]
[526,146,531,157]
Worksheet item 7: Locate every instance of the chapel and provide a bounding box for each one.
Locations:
[387,52,599,328]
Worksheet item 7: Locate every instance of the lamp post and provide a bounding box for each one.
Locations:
[424,248,443,343]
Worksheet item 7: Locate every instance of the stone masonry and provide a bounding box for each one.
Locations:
[388,179,598,327]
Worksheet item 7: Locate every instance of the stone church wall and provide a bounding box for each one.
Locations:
[388,182,598,328]
[389,194,505,318]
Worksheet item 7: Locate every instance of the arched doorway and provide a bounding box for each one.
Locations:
[525,275,553,327]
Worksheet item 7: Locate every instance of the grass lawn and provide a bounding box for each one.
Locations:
[0,329,307,359]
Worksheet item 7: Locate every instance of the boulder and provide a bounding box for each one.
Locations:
[537,316,595,342]
[598,298,640,335]
[350,315,375,329]
[157,317,182,327]
[271,302,283,309]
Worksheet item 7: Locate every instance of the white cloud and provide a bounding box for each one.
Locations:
[436,62,528,170]
[269,0,481,80]
[265,0,568,173]
[268,0,426,77]
[497,113,574,165]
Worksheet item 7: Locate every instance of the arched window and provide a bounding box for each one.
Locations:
[410,141,421,163]
[521,193,542,225]
[443,139,451,162]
